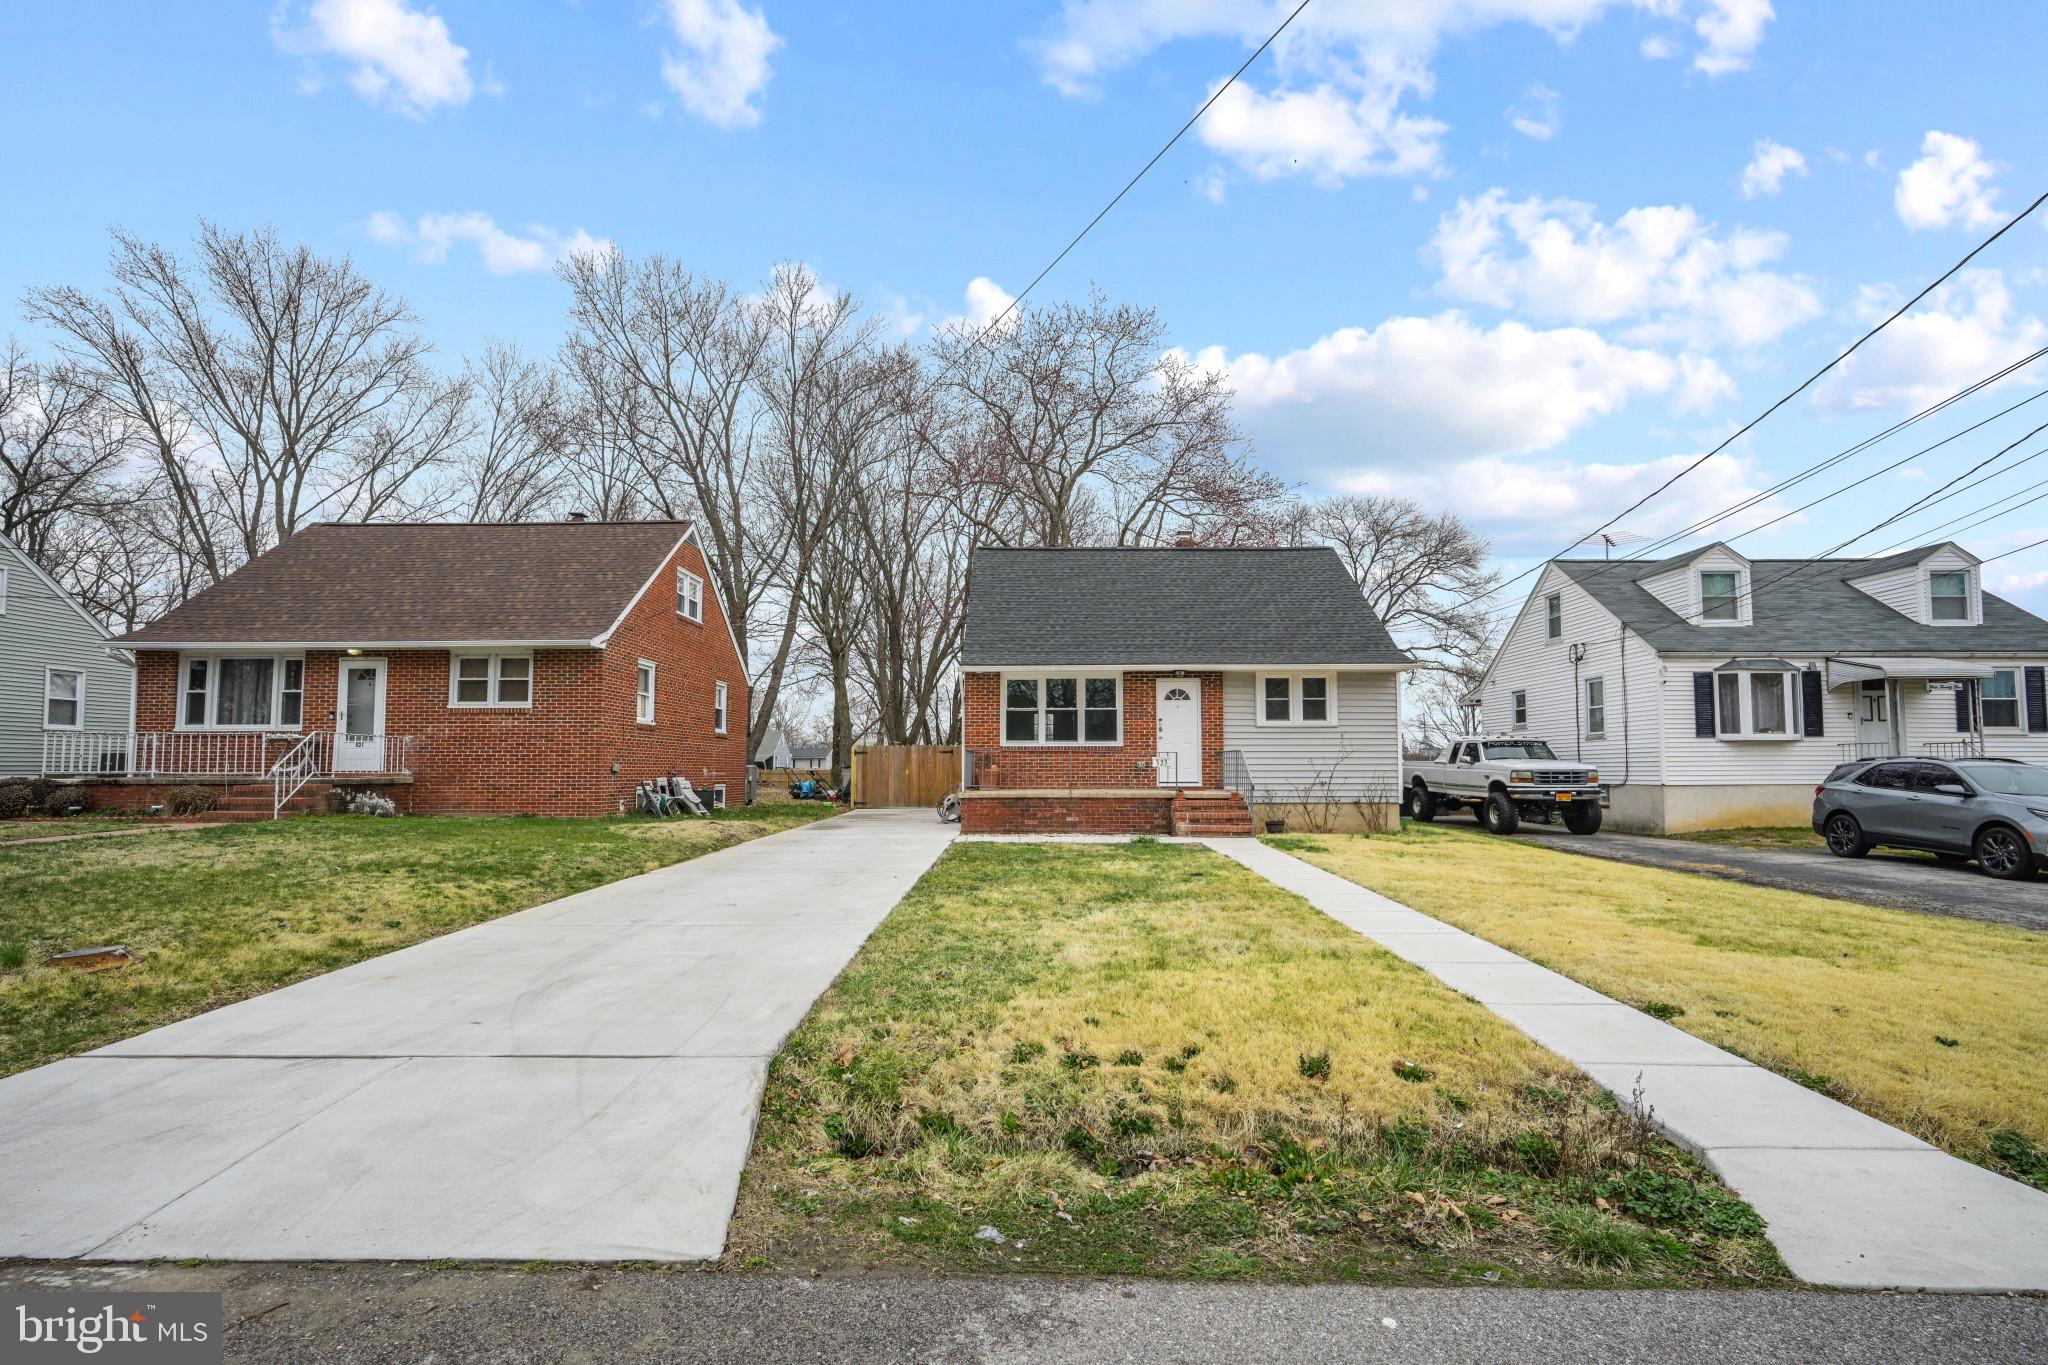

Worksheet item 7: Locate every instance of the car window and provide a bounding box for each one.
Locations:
[1957,763,2048,797]
[1482,741,1559,761]
[1857,762,1913,790]
[1457,743,1479,764]
[1911,764,1965,793]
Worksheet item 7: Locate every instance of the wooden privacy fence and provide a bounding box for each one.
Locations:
[851,745,959,808]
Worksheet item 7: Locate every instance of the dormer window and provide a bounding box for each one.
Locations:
[1930,570,1970,622]
[1700,571,1740,624]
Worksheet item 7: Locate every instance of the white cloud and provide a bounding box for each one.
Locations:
[1738,139,1806,199]
[1176,311,1689,464]
[366,211,611,274]
[659,0,781,129]
[1998,568,2048,595]
[1191,167,1229,204]
[1428,190,1822,348]
[275,0,473,117]
[1692,0,1772,74]
[1812,270,2046,413]
[1200,73,1449,185]
[1639,33,1676,59]
[934,277,1019,335]
[1506,83,1560,141]
[1895,130,2003,230]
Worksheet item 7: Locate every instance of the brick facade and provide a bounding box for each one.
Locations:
[958,793,1175,835]
[961,670,1223,790]
[125,538,749,817]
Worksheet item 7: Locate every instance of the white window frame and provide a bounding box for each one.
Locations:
[1980,667,2021,730]
[0,563,9,613]
[44,666,84,731]
[710,782,727,809]
[713,679,729,734]
[1254,671,1338,727]
[447,652,534,709]
[1583,676,1606,738]
[999,672,1123,746]
[1511,689,1528,728]
[1545,593,1562,641]
[174,652,307,731]
[636,660,657,725]
[1927,568,1974,625]
[1698,570,1742,625]
[1712,667,1802,741]
[676,568,704,623]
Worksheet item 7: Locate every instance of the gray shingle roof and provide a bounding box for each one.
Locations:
[961,546,1411,667]
[1554,550,2048,655]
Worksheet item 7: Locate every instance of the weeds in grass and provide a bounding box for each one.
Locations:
[1640,1001,1684,1020]
[0,942,27,971]
[1544,1205,1678,1269]
[1990,1130,2048,1192]
[1298,1050,1333,1082]
[1391,1060,1435,1083]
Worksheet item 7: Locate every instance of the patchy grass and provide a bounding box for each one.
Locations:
[1660,826,1825,852]
[0,818,168,844]
[0,804,833,1076]
[728,841,1781,1285]
[1285,824,2048,1190]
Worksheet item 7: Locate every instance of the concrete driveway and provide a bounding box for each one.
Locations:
[1489,819,2048,933]
[0,809,954,1262]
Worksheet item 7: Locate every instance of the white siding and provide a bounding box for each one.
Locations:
[1846,547,1982,626]
[0,537,135,776]
[1657,654,1839,785]
[1221,670,1401,802]
[1639,546,1753,628]
[1475,565,1665,784]
[1901,664,2048,765]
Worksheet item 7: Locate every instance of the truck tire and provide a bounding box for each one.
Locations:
[1404,781,1438,823]
[1478,790,1520,836]
[1562,801,1602,835]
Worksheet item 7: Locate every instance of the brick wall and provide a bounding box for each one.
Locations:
[125,537,750,817]
[962,670,1223,789]
[958,793,1174,835]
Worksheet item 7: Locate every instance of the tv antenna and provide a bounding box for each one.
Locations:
[1599,529,1652,559]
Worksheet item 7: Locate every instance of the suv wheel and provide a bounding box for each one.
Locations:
[1478,790,1520,836]
[1974,825,2036,881]
[1562,801,1603,835]
[1822,812,1869,858]
[1404,782,1438,823]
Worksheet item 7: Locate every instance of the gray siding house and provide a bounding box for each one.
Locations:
[1,532,133,777]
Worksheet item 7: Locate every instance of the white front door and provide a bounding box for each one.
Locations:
[1856,679,1895,753]
[335,659,388,772]
[1154,677,1202,787]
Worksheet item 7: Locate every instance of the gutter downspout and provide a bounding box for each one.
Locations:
[1568,643,1588,762]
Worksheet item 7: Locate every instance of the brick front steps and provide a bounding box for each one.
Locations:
[1170,790,1253,838]
[191,781,334,822]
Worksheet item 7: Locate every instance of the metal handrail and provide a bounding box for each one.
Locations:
[270,732,322,819]
[1219,748,1256,811]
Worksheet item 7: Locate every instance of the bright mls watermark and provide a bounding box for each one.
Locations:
[7,1293,220,1363]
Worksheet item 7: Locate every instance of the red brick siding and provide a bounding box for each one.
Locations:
[962,670,1223,790]
[958,794,1173,835]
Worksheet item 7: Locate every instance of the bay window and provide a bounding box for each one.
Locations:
[1001,673,1120,745]
[449,653,532,708]
[1713,665,1801,739]
[1981,669,2020,729]
[1258,673,1336,726]
[177,653,306,729]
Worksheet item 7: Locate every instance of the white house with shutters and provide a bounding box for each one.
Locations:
[1469,541,2048,833]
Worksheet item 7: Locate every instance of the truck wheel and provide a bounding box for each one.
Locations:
[1404,781,1438,823]
[1478,790,1520,836]
[1562,801,1602,835]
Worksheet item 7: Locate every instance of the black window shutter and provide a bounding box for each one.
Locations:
[1693,672,1715,737]
[1801,670,1825,737]
[2026,666,2047,733]
[1955,681,1974,732]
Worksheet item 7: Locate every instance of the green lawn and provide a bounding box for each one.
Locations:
[729,840,1781,1286]
[0,804,833,1076]
[1660,826,1826,852]
[0,818,172,844]
[1282,824,2048,1191]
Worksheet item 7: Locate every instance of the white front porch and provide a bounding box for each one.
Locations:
[42,730,416,780]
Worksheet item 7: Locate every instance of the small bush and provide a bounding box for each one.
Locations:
[0,783,33,820]
[163,785,218,817]
[40,785,94,817]
[344,791,398,817]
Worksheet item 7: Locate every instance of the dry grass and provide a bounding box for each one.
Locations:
[1287,824,2048,1186]
[730,840,1781,1284]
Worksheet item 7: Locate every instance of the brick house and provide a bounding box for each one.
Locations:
[49,520,750,817]
[958,545,1412,836]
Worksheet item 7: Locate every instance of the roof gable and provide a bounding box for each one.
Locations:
[1843,541,1980,583]
[961,546,1411,668]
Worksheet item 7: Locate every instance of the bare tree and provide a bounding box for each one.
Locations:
[444,341,569,522]
[1299,494,1500,669]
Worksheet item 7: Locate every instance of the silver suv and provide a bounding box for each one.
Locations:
[1813,757,2048,880]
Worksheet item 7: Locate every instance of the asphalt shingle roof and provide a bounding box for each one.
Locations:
[961,546,1411,667]
[119,521,694,646]
[1554,549,2048,656]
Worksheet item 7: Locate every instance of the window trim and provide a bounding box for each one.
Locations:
[447,651,535,710]
[999,672,1124,747]
[173,651,308,731]
[1711,666,1803,741]
[1583,675,1606,738]
[1698,569,1742,625]
[713,679,729,735]
[1545,593,1562,641]
[636,660,657,725]
[1254,671,1338,727]
[43,665,85,731]
[676,568,705,624]
[0,563,9,614]
[1980,666,2021,731]
[1927,568,1974,626]
[1511,689,1528,728]
[709,782,727,809]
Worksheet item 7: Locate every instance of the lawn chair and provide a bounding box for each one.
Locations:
[669,777,708,816]
[635,781,669,817]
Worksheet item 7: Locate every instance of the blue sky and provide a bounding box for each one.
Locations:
[5,1,2046,614]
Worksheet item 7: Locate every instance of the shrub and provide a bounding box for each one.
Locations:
[163,785,218,817]
[40,785,94,817]
[344,791,398,817]
[1545,1205,1679,1269]
[0,783,32,820]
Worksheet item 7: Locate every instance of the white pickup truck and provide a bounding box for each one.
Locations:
[1403,736,1606,835]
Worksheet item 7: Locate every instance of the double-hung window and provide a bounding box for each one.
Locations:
[1713,666,1801,738]
[636,661,657,724]
[1981,668,2020,729]
[713,680,729,734]
[677,568,704,623]
[1258,673,1335,725]
[44,667,83,729]
[1699,571,1740,623]
[178,654,304,728]
[1584,677,1606,736]
[1929,570,1970,622]
[1002,674,1120,744]
[1512,690,1528,727]
[1545,593,1562,640]
[450,653,532,707]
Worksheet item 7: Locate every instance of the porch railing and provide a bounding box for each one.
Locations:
[1836,737,1985,762]
[43,731,415,780]
[1219,749,1256,811]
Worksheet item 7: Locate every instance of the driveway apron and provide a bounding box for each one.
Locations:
[0,809,954,1262]
[1207,837,2048,1293]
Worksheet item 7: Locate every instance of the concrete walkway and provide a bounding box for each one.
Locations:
[1206,837,2048,1292]
[0,809,954,1263]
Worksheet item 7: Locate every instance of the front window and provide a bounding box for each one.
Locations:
[1700,571,1740,623]
[183,658,209,726]
[280,659,304,727]
[1930,570,1970,622]
[1959,762,2048,797]
[1713,668,1801,739]
[177,653,306,729]
[449,653,532,708]
[44,668,83,729]
[714,680,729,733]
[1511,690,1527,726]
[1584,677,1605,735]
[1002,674,1120,745]
[1546,593,1562,640]
[1982,669,2019,728]
[215,657,275,726]
[636,661,656,724]
[677,569,704,622]
[1259,673,1336,725]
[1483,740,1557,761]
